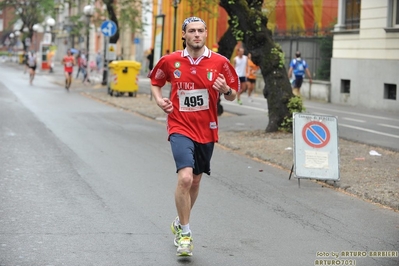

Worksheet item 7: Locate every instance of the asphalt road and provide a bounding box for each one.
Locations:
[0,63,398,265]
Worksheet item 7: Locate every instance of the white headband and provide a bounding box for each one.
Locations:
[182,17,206,31]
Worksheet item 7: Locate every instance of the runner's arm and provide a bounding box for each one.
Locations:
[151,85,173,114]
[305,68,312,83]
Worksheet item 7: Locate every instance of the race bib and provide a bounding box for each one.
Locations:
[178,89,209,112]
[66,62,72,67]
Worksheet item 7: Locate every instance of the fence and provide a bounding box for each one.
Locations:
[273,28,333,81]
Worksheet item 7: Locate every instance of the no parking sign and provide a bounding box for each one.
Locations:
[293,113,340,181]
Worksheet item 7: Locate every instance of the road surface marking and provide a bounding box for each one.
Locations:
[339,123,399,139]
[342,117,365,123]
[378,123,399,130]
[306,105,399,122]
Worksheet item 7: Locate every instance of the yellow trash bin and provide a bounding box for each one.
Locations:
[108,60,141,97]
[18,52,25,64]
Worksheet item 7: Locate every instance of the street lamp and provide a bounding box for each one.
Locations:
[46,17,56,44]
[172,0,181,52]
[83,4,95,70]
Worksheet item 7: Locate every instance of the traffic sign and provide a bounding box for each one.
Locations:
[107,43,116,60]
[293,113,339,181]
[302,121,330,148]
[101,20,117,37]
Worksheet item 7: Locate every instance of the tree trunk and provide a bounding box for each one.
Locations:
[217,27,236,59]
[104,0,120,44]
[219,0,293,132]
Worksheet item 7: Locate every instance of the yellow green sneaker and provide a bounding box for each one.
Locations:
[176,233,193,256]
[170,216,181,247]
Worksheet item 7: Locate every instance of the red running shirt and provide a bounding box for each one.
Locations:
[63,55,74,72]
[149,47,239,143]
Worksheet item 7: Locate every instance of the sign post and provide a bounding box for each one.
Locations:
[100,20,117,86]
[291,113,340,186]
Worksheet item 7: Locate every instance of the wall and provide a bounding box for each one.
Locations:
[255,74,330,102]
[331,0,399,111]
[331,58,399,111]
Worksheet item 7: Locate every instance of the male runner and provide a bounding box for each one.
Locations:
[234,47,248,105]
[62,49,75,90]
[149,16,239,256]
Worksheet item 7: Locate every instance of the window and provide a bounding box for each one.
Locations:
[345,0,361,29]
[384,84,397,100]
[393,0,399,27]
[341,79,351,93]
[0,19,3,32]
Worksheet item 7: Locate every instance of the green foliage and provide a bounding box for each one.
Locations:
[279,96,306,132]
[118,0,145,33]
[0,0,54,31]
[0,0,55,50]
[230,15,244,41]
[316,36,333,80]
[69,15,86,37]
[271,46,284,69]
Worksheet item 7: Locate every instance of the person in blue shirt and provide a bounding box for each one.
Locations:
[288,51,312,96]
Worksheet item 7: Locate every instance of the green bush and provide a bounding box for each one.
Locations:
[279,96,306,133]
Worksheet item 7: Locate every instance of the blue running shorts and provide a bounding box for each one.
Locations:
[169,133,214,175]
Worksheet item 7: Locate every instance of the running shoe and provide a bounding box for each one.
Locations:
[170,216,181,247]
[237,99,243,105]
[176,233,193,256]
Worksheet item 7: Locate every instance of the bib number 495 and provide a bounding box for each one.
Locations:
[184,95,204,107]
[178,89,209,112]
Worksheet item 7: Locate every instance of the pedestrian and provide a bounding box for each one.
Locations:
[288,51,312,96]
[27,51,37,85]
[246,52,260,102]
[62,49,75,90]
[47,49,55,73]
[75,51,83,79]
[95,52,102,73]
[148,16,239,257]
[234,47,248,105]
[80,53,89,84]
[23,51,29,74]
[146,48,154,72]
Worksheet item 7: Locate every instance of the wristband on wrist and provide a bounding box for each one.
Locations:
[224,88,232,96]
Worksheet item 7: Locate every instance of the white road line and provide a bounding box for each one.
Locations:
[342,117,365,123]
[305,104,399,122]
[339,123,399,139]
[378,123,399,130]
[222,100,268,112]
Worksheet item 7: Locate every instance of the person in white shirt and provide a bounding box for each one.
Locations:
[233,47,248,105]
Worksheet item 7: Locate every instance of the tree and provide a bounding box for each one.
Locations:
[99,0,147,84]
[0,0,55,51]
[219,0,294,132]
[185,0,298,132]
[101,0,148,44]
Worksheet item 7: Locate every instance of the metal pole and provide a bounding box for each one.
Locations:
[173,4,177,52]
[86,19,90,82]
[102,36,108,86]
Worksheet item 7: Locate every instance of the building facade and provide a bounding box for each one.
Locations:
[331,0,399,111]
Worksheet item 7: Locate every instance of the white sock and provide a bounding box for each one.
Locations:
[181,224,191,235]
